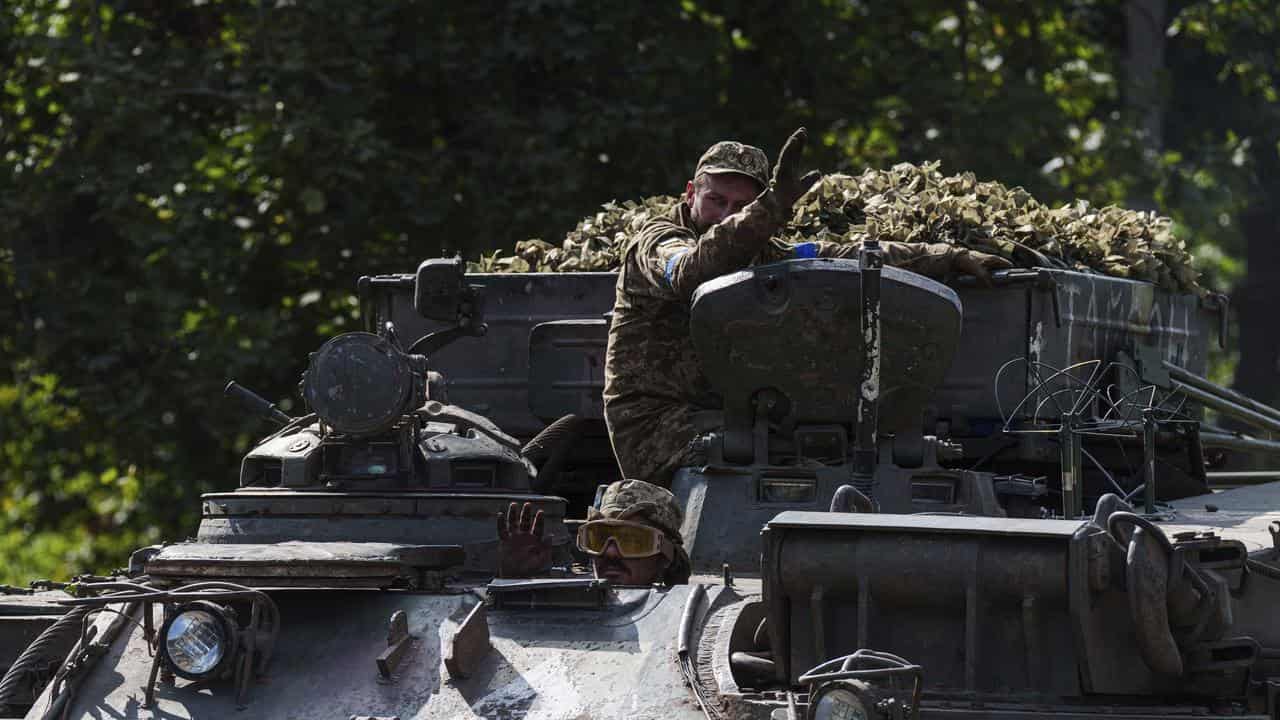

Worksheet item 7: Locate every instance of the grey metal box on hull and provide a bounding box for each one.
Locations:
[385,267,1216,443]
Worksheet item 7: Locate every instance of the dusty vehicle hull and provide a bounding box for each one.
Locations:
[401,269,1218,441]
[12,256,1280,720]
[27,584,733,720]
[387,265,1248,511]
[23,480,1280,720]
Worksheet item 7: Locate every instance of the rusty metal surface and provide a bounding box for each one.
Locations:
[37,585,730,720]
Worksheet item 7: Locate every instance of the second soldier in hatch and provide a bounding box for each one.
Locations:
[603,128,1012,487]
[499,480,690,586]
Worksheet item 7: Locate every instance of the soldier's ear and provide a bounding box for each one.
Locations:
[685,180,696,203]
[655,555,673,586]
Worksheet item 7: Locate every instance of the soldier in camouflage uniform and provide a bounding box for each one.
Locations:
[603,128,1012,487]
[498,480,690,586]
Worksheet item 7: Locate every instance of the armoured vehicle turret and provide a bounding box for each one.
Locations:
[4,252,1280,720]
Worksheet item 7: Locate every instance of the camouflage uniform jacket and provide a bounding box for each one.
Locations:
[603,197,965,486]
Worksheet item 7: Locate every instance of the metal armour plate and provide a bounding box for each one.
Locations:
[690,258,962,432]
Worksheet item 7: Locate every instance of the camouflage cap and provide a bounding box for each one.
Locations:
[587,479,684,544]
[695,141,769,190]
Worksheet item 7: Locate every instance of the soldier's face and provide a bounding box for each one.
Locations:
[686,173,763,232]
[592,538,667,586]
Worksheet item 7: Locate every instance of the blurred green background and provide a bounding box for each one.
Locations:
[3,0,1279,584]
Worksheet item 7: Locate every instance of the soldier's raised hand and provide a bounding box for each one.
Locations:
[497,501,552,578]
[769,127,823,214]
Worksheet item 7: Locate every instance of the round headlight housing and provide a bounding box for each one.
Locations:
[160,601,238,680]
[811,682,871,720]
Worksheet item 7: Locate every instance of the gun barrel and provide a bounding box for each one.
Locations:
[224,380,293,426]
[1164,361,1280,427]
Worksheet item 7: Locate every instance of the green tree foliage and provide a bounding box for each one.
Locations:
[1158,2,1280,400]
[0,0,1270,583]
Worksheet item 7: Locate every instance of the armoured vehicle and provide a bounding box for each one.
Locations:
[3,248,1280,720]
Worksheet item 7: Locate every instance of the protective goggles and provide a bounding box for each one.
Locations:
[576,520,672,559]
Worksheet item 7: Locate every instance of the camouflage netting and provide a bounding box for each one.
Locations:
[470,161,1200,293]
[470,195,679,274]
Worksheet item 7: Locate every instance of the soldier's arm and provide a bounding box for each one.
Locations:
[640,128,818,299]
[775,240,1011,282]
[653,198,787,301]
[809,240,959,277]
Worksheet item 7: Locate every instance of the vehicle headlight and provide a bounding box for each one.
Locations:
[160,601,238,679]
[811,682,870,720]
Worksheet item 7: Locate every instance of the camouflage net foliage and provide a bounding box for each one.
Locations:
[470,161,1200,293]
[470,195,679,274]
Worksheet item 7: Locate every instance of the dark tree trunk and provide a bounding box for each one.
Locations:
[1234,189,1280,413]
[1123,0,1167,211]
[1124,0,1167,153]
